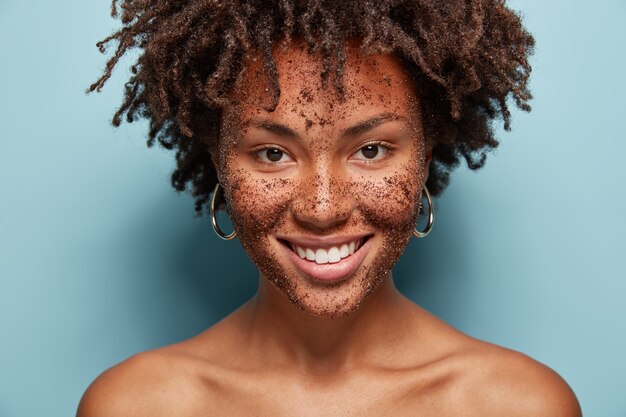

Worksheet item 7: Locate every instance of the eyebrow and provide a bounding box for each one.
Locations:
[340,113,405,139]
[243,120,299,138]
[242,112,405,140]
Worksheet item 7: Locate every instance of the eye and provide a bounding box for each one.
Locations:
[255,147,294,164]
[351,143,391,162]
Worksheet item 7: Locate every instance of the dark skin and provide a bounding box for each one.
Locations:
[78,42,581,417]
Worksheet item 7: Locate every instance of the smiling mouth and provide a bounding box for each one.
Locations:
[278,236,371,265]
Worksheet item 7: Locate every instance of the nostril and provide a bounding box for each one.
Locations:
[291,176,356,228]
[291,198,354,230]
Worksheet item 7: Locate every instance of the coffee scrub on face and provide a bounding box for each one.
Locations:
[78,2,581,417]
[215,43,428,316]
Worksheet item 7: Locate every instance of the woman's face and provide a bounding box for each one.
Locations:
[217,41,429,317]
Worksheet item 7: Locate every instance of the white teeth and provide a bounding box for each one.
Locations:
[327,247,341,263]
[315,249,329,264]
[290,238,365,264]
[339,244,350,258]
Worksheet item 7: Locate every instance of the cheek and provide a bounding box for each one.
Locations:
[352,165,423,289]
[222,168,296,235]
[352,164,422,231]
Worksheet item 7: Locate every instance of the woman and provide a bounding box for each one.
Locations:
[78,0,581,415]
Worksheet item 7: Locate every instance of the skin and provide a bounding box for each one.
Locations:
[218,39,425,320]
[77,41,582,417]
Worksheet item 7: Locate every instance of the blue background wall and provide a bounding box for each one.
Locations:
[1,1,624,416]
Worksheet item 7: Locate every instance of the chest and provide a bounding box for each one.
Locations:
[199,371,459,417]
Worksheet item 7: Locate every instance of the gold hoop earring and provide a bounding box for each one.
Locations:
[413,185,434,238]
[210,183,237,241]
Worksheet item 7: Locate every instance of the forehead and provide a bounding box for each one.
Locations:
[228,40,420,129]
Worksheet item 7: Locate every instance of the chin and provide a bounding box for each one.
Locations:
[263,255,391,318]
[287,282,372,318]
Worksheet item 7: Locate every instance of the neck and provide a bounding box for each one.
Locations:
[239,273,416,375]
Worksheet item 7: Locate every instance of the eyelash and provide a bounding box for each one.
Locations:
[250,141,395,165]
[251,145,294,164]
[350,141,394,163]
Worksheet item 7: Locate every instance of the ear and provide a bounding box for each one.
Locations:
[422,146,433,185]
[209,143,223,185]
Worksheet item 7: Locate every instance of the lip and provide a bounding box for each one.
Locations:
[276,233,371,249]
[277,235,373,283]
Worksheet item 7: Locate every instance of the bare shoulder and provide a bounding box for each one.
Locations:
[404,307,581,417]
[76,308,248,417]
[76,347,212,417]
[455,340,582,417]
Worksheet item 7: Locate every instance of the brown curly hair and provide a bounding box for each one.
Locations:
[88,0,534,215]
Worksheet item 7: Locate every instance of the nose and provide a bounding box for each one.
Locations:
[292,169,354,231]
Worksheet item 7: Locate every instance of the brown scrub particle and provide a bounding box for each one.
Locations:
[216,42,427,317]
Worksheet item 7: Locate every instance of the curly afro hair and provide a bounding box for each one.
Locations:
[88,0,534,215]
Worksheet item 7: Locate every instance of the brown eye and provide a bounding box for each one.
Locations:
[351,143,391,162]
[361,145,379,159]
[255,147,294,164]
[266,148,284,162]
